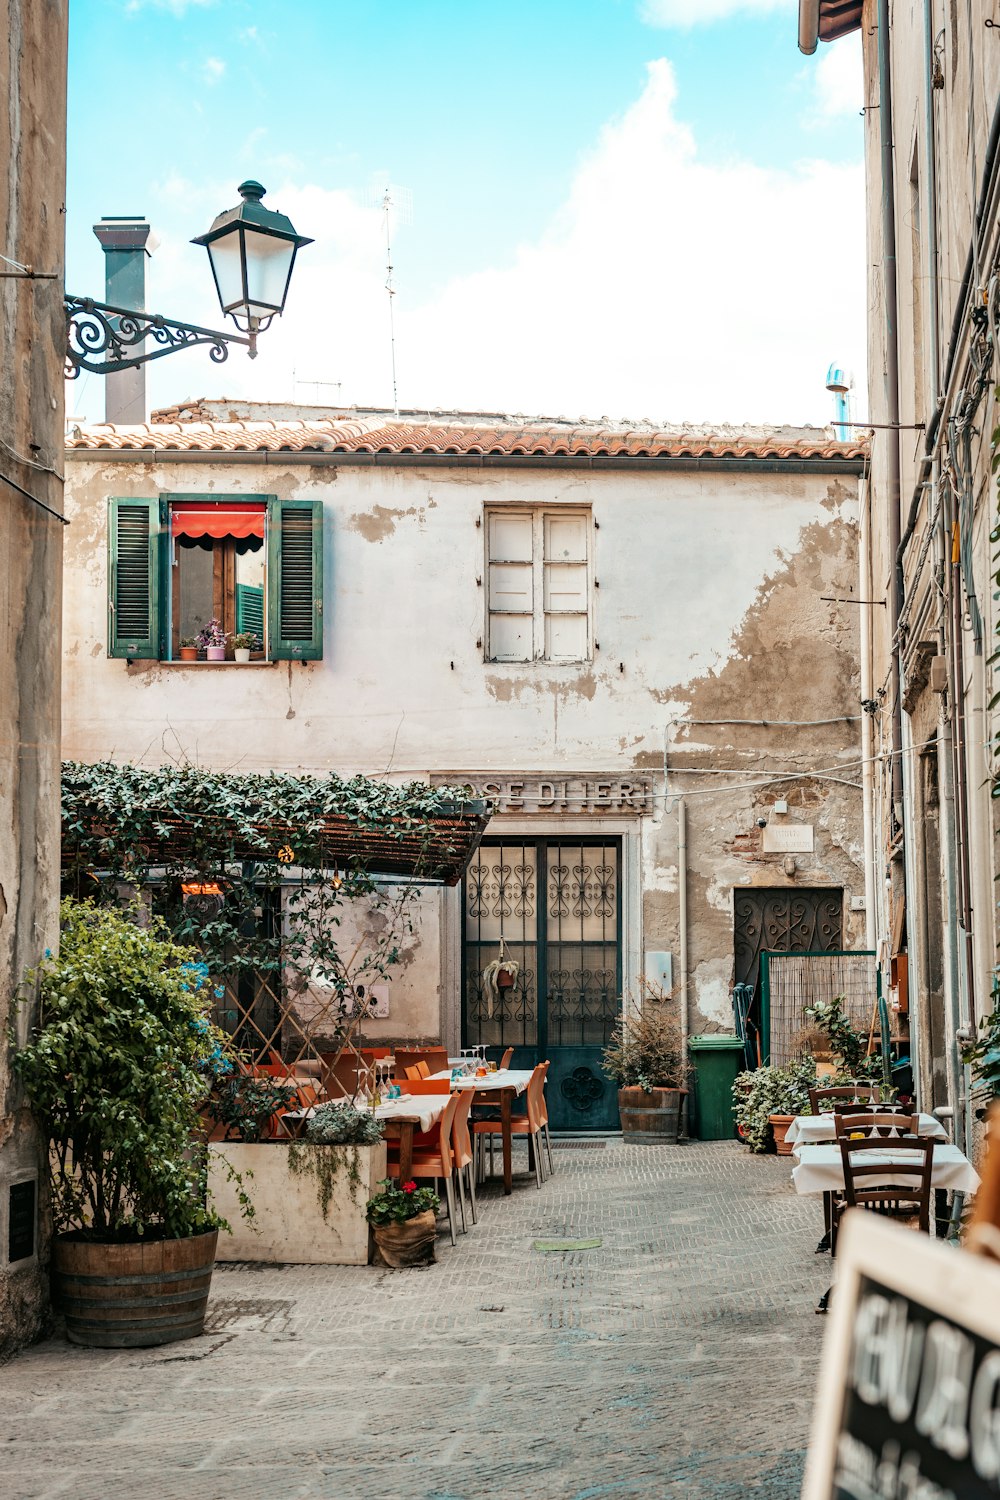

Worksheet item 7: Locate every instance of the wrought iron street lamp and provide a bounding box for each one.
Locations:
[64,182,311,379]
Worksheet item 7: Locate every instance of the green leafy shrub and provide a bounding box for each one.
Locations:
[366,1177,440,1225]
[732,1058,818,1153]
[14,897,237,1240]
[208,1070,297,1143]
[962,975,1000,1113]
[305,1100,383,1146]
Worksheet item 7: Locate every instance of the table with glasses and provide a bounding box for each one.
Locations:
[785,1111,949,1147]
[281,1092,450,1181]
[430,1064,534,1195]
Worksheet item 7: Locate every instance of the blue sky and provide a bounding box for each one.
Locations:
[66,0,865,425]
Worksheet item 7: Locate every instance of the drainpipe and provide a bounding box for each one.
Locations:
[859,470,877,949]
[876,0,904,838]
[922,0,940,412]
[678,795,688,1059]
[92,216,151,425]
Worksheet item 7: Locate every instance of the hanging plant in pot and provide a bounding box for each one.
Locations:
[14,898,248,1348]
[602,987,688,1143]
[480,939,520,1018]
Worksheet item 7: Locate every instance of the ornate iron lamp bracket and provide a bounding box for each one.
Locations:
[64,294,256,379]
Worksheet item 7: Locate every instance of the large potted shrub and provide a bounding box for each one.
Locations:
[602,997,687,1142]
[14,898,241,1348]
[732,1057,817,1154]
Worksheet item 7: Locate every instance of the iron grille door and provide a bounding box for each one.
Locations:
[733,887,843,1064]
[463,838,622,1130]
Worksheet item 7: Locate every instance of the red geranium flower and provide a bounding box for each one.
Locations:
[403,1180,417,1193]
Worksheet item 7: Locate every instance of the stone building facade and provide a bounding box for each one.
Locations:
[0,1,67,1359]
[63,409,866,1130]
[801,3,1000,1147]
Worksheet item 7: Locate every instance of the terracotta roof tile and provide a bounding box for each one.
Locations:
[67,416,867,462]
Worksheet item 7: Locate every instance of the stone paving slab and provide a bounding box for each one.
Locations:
[0,1141,831,1499]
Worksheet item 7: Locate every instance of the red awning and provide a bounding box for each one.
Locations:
[171,502,266,541]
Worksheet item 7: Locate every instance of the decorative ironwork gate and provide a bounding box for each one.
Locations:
[463,839,622,1130]
[733,887,843,1064]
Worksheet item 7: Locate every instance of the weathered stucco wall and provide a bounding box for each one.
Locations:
[0,0,67,1360]
[63,448,863,1042]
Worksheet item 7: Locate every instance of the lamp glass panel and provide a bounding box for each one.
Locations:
[242,228,296,317]
[206,231,247,313]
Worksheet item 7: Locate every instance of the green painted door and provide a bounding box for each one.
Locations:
[462,838,622,1131]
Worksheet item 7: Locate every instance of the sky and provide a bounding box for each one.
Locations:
[65,0,866,428]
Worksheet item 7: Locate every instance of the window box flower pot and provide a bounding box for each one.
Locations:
[53,1229,218,1348]
[179,645,198,662]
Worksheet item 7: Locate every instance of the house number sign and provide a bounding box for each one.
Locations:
[432,773,654,814]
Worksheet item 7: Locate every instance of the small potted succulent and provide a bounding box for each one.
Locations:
[366,1177,440,1267]
[196,618,227,661]
[179,636,199,662]
[229,631,261,664]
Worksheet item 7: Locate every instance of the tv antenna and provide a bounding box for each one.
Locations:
[366,180,412,415]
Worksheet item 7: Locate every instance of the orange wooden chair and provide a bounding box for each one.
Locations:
[394,1047,448,1081]
[404,1061,432,1081]
[396,1078,451,1094]
[472,1062,549,1189]
[386,1092,462,1245]
[536,1059,554,1177]
[450,1087,477,1229]
[499,1046,515,1071]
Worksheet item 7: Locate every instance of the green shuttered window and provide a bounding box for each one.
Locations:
[267,498,323,660]
[107,496,324,662]
[108,498,160,659]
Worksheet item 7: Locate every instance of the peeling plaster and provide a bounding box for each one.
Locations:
[348,505,422,542]
[694,958,734,1029]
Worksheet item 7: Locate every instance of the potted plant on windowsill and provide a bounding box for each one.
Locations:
[196,618,227,661]
[366,1177,440,1267]
[14,898,247,1348]
[229,631,261,664]
[179,636,199,662]
[602,989,687,1143]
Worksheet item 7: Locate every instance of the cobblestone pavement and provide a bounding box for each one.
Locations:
[2,1140,832,1500]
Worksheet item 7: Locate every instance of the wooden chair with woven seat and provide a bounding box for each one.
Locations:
[385,1092,462,1246]
[472,1062,549,1190]
[830,1112,925,1255]
[836,1132,935,1236]
[450,1087,477,1231]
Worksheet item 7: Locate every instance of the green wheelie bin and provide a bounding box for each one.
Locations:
[688,1035,747,1140]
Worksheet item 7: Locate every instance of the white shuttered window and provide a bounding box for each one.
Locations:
[487,509,591,663]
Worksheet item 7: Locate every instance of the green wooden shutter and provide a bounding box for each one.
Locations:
[236,583,265,639]
[108,498,160,659]
[268,499,324,660]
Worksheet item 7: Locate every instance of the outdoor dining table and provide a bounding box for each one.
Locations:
[430,1067,534,1195]
[280,1093,450,1182]
[790,1140,981,1197]
[784,1111,948,1147]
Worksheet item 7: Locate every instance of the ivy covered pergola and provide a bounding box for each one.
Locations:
[60,761,490,1073]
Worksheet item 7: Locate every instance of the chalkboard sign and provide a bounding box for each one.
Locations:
[8,1177,36,1264]
[803,1211,1000,1499]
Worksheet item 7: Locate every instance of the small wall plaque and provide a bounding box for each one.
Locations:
[762,823,814,854]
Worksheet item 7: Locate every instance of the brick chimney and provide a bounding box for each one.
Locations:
[92,216,152,425]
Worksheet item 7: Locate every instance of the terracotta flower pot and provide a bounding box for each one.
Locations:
[769,1114,796,1155]
[496,967,516,989]
[179,646,198,662]
[371,1209,437,1268]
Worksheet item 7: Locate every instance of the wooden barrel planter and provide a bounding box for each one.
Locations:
[372,1210,437,1268]
[53,1229,218,1348]
[618,1086,687,1143]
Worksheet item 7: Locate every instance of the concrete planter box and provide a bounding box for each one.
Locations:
[208,1140,387,1265]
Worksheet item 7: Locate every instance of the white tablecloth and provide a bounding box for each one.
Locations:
[791,1141,980,1196]
[785,1111,947,1146]
[285,1094,448,1134]
[429,1068,532,1095]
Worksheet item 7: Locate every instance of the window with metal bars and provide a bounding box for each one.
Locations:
[107,495,323,661]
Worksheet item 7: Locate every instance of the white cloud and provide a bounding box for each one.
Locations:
[640,0,793,26]
[201,57,225,84]
[132,57,866,428]
[812,33,863,117]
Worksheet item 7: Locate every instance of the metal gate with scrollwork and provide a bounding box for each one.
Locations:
[733,887,843,1065]
[462,838,622,1130]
